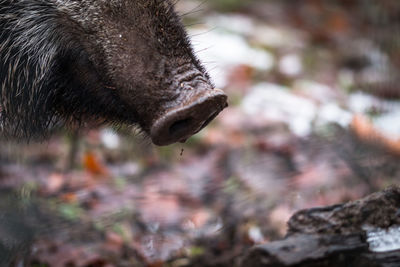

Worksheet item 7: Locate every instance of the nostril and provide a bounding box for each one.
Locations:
[200,111,218,130]
[169,117,193,135]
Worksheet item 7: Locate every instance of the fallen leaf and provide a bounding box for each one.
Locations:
[351,114,400,155]
[83,151,109,177]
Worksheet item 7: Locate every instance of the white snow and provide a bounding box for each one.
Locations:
[279,54,303,76]
[100,128,120,149]
[242,83,317,136]
[189,28,274,88]
[364,225,400,252]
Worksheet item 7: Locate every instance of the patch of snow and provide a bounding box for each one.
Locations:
[348,92,381,113]
[348,92,400,139]
[248,226,265,244]
[374,111,400,140]
[242,83,317,137]
[317,103,352,127]
[189,28,274,88]
[364,225,400,252]
[279,54,303,76]
[100,128,120,149]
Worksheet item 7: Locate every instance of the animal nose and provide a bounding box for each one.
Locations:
[150,89,228,146]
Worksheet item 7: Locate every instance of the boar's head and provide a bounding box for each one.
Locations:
[0,0,227,145]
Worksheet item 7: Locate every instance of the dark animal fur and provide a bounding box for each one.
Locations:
[0,0,212,139]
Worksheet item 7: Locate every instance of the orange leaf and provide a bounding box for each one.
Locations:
[351,114,400,155]
[60,192,77,203]
[83,151,109,176]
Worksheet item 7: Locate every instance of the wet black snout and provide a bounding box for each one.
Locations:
[150,89,228,146]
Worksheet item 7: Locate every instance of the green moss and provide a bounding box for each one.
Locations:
[58,203,84,221]
[189,246,205,257]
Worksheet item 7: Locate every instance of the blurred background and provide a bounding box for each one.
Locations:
[1,0,400,266]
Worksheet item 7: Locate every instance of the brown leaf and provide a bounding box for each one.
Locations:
[327,12,349,33]
[60,192,78,203]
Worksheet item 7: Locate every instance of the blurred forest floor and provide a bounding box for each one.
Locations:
[1,0,400,266]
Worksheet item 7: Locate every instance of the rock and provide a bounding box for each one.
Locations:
[241,186,400,267]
